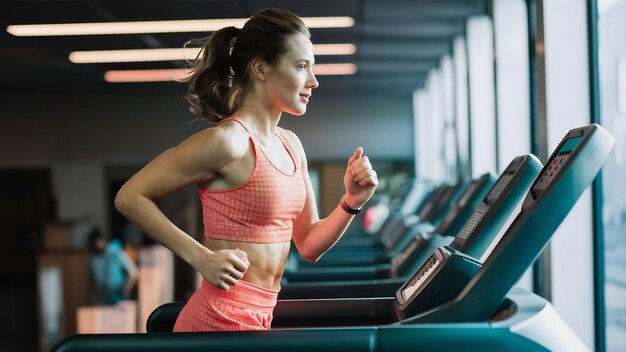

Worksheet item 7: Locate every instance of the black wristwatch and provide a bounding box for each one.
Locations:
[340,196,362,215]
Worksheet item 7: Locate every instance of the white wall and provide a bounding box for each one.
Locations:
[467,16,497,177]
[441,55,458,181]
[453,36,471,178]
[413,70,448,182]
[414,89,431,179]
[493,0,531,171]
[493,0,533,291]
[543,0,594,348]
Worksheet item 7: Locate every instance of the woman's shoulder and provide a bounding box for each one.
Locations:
[277,127,307,163]
[177,121,250,166]
[277,127,303,150]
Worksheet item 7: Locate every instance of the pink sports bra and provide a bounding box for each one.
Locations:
[199,116,307,243]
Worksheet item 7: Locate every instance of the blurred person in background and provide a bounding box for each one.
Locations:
[87,228,138,305]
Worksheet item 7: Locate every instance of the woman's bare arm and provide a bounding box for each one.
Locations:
[283,130,378,262]
[114,126,250,289]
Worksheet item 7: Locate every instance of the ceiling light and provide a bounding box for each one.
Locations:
[104,63,357,83]
[311,63,357,75]
[7,17,354,36]
[71,48,203,63]
[104,69,189,83]
[70,44,357,64]
[314,44,357,56]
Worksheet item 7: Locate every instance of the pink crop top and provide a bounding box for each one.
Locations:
[198,116,307,243]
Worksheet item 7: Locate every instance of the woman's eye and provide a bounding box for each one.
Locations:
[298,65,306,69]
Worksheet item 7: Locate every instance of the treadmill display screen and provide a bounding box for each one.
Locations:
[533,136,583,194]
[391,237,421,273]
[458,180,480,207]
[558,136,582,155]
[454,208,485,245]
[401,255,441,300]
[485,174,513,205]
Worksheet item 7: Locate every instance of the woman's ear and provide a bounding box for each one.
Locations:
[251,57,268,82]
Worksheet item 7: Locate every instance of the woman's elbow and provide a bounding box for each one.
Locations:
[298,247,322,263]
[114,187,133,216]
[302,254,319,264]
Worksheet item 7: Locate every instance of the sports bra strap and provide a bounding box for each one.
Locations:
[217,116,297,167]
[217,116,253,135]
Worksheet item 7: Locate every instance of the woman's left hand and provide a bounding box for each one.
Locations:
[343,147,378,209]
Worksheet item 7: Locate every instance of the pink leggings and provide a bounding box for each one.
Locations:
[173,279,279,332]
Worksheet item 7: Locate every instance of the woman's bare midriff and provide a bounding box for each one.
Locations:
[203,237,290,290]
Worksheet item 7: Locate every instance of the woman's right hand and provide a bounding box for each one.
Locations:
[200,249,250,290]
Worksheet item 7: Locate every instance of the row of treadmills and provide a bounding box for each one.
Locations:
[53,124,614,351]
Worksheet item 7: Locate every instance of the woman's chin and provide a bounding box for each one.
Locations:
[286,106,306,116]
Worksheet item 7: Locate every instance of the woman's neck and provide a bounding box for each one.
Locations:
[234,92,282,141]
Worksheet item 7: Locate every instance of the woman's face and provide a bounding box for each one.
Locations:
[264,33,319,116]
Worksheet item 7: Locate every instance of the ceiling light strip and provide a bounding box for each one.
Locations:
[313,63,357,75]
[105,64,357,82]
[104,69,189,83]
[72,48,204,63]
[70,44,357,63]
[7,17,354,36]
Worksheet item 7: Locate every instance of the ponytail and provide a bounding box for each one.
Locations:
[185,26,241,123]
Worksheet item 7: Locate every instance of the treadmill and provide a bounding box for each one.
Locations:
[295,181,443,257]
[282,173,495,282]
[279,155,540,297]
[289,180,466,269]
[302,173,495,268]
[360,177,434,236]
[53,124,614,352]
[328,177,433,246]
[314,180,457,251]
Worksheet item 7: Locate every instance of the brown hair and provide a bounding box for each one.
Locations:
[184,8,310,123]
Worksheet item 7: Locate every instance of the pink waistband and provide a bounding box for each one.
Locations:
[199,279,279,312]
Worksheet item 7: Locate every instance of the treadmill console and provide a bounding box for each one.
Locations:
[450,155,537,252]
[395,247,481,319]
[399,249,444,301]
[393,154,543,319]
[451,205,487,247]
[390,232,430,277]
[436,174,491,237]
[399,180,431,216]
[381,216,418,250]
[460,175,487,208]
[377,215,404,240]
[530,135,582,199]
[397,124,614,324]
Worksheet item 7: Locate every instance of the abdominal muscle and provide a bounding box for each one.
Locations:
[203,237,290,290]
